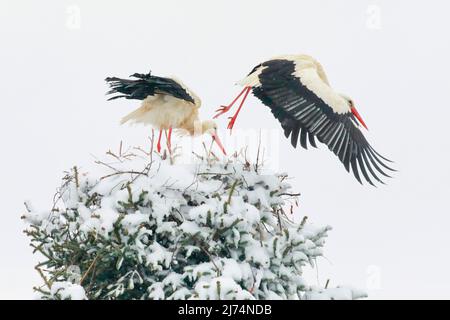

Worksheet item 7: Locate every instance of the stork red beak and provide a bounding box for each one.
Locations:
[351,106,369,130]
[211,132,227,156]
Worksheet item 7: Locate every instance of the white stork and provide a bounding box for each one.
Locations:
[214,54,394,185]
[105,71,226,155]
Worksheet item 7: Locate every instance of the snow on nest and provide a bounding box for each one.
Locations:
[23,149,365,300]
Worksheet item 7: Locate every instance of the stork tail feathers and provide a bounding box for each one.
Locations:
[105,72,195,103]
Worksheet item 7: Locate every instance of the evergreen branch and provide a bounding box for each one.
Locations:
[22,144,340,300]
[35,266,52,289]
[227,179,239,205]
[80,253,101,285]
[73,166,79,188]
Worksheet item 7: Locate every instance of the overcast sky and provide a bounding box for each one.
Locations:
[1,0,449,299]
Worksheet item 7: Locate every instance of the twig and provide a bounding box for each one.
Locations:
[260,221,274,236]
[191,151,203,161]
[80,253,101,285]
[73,166,79,188]
[133,146,150,157]
[171,208,184,224]
[149,130,154,162]
[129,162,153,185]
[199,245,220,276]
[170,240,180,268]
[275,209,283,234]
[325,279,330,289]
[24,201,32,213]
[202,142,210,161]
[86,260,99,294]
[33,286,50,295]
[192,234,220,276]
[99,170,149,181]
[254,130,262,173]
[227,179,239,205]
[106,150,123,162]
[280,206,295,224]
[209,150,219,161]
[35,266,52,289]
[277,192,301,197]
[197,172,232,176]
[300,216,308,227]
[94,160,120,172]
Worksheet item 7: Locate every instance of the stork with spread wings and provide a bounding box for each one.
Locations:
[215,54,394,185]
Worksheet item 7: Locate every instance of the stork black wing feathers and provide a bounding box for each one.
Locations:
[251,59,394,185]
[105,72,195,103]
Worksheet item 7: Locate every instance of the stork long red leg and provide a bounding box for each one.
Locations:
[227,86,251,132]
[156,129,163,153]
[214,86,251,119]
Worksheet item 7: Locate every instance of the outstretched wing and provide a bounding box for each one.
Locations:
[105,72,195,104]
[250,59,394,185]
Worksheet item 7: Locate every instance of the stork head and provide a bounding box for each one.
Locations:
[339,94,368,130]
[201,120,227,155]
[339,93,354,107]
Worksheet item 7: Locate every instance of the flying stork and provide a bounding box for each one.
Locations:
[105,71,226,155]
[214,54,394,185]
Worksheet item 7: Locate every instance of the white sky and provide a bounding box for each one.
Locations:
[1,0,449,299]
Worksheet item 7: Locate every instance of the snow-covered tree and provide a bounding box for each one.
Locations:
[23,144,365,300]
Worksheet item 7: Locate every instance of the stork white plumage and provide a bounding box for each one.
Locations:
[214,54,394,185]
[105,71,226,155]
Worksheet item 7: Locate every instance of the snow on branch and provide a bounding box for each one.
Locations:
[22,143,365,300]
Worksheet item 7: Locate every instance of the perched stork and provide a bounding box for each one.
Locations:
[214,54,394,185]
[105,71,226,155]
